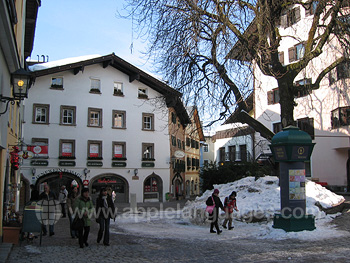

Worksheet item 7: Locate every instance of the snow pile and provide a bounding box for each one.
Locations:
[183,176,345,224]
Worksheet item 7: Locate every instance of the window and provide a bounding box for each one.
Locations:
[113,141,126,160]
[114,82,123,96]
[88,108,102,127]
[112,110,126,129]
[228,146,236,161]
[203,160,209,166]
[297,117,315,139]
[144,177,158,192]
[171,112,176,124]
[203,144,209,152]
[336,61,350,80]
[240,145,247,162]
[191,139,195,148]
[331,106,350,129]
[186,137,191,147]
[182,141,185,150]
[59,139,75,158]
[90,78,101,93]
[33,104,50,124]
[142,143,154,160]
[187,157,192,170]
[288,42,305,63]
[267,88,280,105]
[305,1,318,16]
[138,87,148,99]
[273,122,283,134]
[142,113,154,131]
[280,6,301,28]
[51,77,63,89]
[177,139,182,149]
[60,105,76,125]
[88,140,102,159]
[219,147,225,162]
[294,78,311,98]
[171,136,176,146]
[278,52,284,65]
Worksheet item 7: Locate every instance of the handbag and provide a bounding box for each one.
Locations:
[205,196,215,214]
[72,216,84,230]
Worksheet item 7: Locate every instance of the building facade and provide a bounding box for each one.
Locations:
[22,54,189,203]
[0,0,40,237]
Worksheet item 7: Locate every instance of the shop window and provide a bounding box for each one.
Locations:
[51,77,63,89]
[331,106,350,129]
[144,177,158,192]
[88,108,102,127]
[60,105,76,125]
[142,113,154,131]
[33,104,50,124]
[88,140,102,159]
[112,110,126,129]
[112,142,126,160]
[59,139,75,159]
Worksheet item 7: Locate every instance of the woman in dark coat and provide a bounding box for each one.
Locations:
[206,189,224,234]
[95,187,115,246]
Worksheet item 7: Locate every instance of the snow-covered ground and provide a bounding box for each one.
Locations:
[111,176,349,241]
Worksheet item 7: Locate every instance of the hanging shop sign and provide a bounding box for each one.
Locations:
[34,168,84,181]
[83,180,89,186]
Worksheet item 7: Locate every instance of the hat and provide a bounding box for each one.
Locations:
[213,189,219,194]
[81,187,89,194]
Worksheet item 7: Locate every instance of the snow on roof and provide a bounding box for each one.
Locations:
[28,54,102,72]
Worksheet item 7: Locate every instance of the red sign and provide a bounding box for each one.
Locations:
[98,179,117,184]
[27,145,48,155]
[83,180,89,186]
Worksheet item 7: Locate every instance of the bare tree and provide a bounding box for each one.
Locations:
[120,0,350,138]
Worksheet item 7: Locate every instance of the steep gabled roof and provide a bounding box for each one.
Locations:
[29,53,191,125]
[24,0,41,59]
[223,92,254,125]
[186,106,205,141]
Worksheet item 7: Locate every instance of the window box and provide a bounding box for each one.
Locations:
[113,90,124,96]
[89,88,101,94]
[112,157,127,161]
[58,156,76,160]
[87,156,103,160]
[50,84,63,89]
[138,93,148,99]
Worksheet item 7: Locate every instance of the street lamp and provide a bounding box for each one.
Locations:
[0,68,32,116]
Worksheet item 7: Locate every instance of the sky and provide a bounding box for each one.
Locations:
[114,176,348,241]
[30,0,150,71]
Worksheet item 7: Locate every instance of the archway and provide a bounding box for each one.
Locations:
[144,173,163,202]
[172,173,183,200]
[90,174,129,203]
[36,172,83,198]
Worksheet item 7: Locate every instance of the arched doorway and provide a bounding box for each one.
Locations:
[144,173,163,202]
[172,173,183,200]
[91,174,129,203]
[36,172,83,198]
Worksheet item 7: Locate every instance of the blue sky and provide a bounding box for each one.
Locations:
[30,0,149,70]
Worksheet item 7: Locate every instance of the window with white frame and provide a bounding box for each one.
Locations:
[90,78,101,93]
[114,82,123,96]
[60,105,76,125]
[142,113,154,131]
[112,110,126,128]
[203,144,209,152]
[33,104,50,124]
[88,108,102,127]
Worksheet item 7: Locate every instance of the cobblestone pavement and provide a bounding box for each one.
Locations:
[6,199,350,263]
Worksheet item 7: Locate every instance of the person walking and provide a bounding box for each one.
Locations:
[30,184,39,201]
[58,185,68,218]
[67,186,79,238]
[39,184,57,236]
[95,187,115,246]
[206,189,224,234]
[74,187,94,248]
[222,191,239,230]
